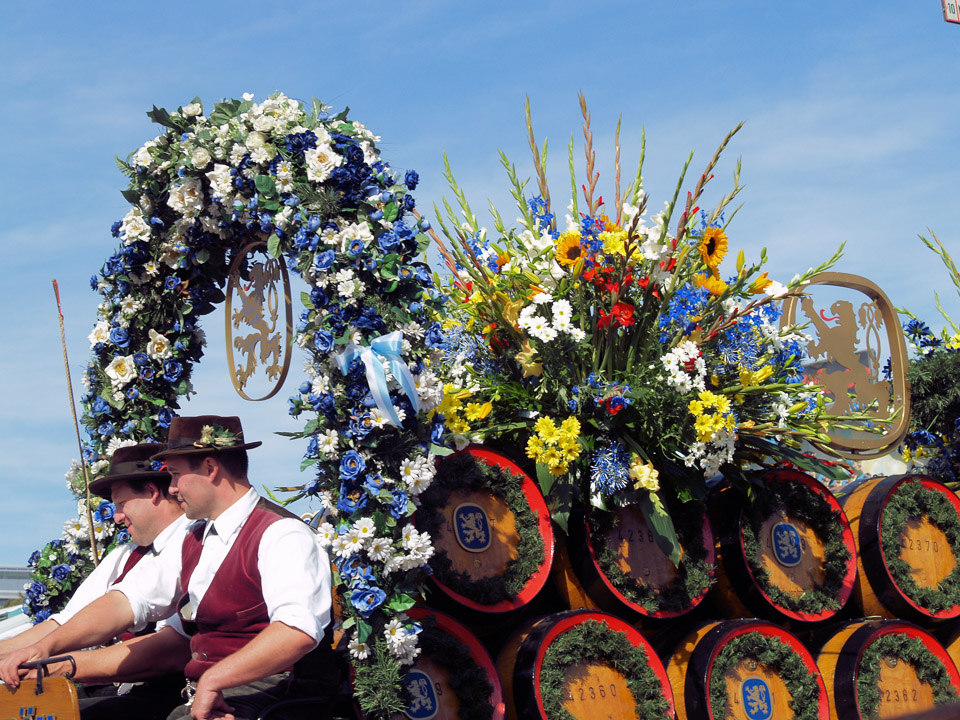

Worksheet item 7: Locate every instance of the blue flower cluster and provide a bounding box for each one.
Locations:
[590,440,632,495]
[658,285,710,342]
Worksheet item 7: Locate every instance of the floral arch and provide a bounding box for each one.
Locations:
[26,93,446,714]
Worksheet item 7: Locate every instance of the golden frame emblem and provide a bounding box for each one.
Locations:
[781,272,911,459]
[224,240,294,401]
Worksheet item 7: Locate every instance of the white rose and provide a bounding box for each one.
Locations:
[252,115,276,132]
[182,102,202,117]
[245,131,266,149]
[191,147,212,168]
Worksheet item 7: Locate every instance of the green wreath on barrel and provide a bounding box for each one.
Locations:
[708,632,821,720]
[539,619,670,720]
[856,633,959,720]
[881,478,960,612]
[740,480,851,615]
[588,503,714,614]
[415,450,545,605]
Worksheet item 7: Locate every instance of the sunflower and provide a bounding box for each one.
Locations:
[555,231,585,267]
[698,226,728,272]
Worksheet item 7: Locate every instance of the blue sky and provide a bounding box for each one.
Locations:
[1,1,958,564]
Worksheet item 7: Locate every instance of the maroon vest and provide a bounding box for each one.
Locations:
[178,498,300,680]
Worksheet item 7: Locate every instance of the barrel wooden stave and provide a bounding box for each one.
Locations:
[840,474,960,624]
[817,619,960,720]
[554,502,715,627]
[713,469,857,626]
[498,609,674,720]
[665,618,830,720]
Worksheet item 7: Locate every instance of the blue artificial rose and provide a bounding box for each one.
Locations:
[98,421,115,437]
[347,238,364,256]
[164,276,181,291]
[314,249,335,272]
[35,609,52,622]
[340,450,365,481]
[350,585,387,619]
[430,421,446,446]
[424,322,444,348]
[404,170,419,190]
[96,500,115,521]
[349,415,371,440]
[157,407,174,428]
[162,360,183,382]
[378,231,401,252]
[403,194,416,211]
[133,352,149,366]
[116,529,131,545]
[91,397,110,416]
[28,581,46,598]
[309,286,328,308]
[314,330,335,353]
[336,482,368,515]
[27,550,41,567]
[387,489,408,519]
[140,366,155,381]
[109,327,130,349]
[299,381,311,395]
[363,473,384,495]
[125,387,140,400]
[51,564,71,582]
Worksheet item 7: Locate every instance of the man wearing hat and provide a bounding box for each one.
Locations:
[1,417,336,720]
[0,443,192,719]
[0,443,188,657]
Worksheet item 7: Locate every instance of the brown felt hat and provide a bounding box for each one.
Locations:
[150,415,262,460]
[89,443,172,498]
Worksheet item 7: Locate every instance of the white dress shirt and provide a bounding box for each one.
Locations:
[115,488,330,645]
[52,513,191,632]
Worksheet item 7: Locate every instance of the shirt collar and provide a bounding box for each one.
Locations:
[202,487,259,545]
[150,513,191,554]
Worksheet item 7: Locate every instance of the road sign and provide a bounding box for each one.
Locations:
[944,0,960,23]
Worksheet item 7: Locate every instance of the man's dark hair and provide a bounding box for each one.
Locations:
[184,450,249,479]
[115,476,174,500]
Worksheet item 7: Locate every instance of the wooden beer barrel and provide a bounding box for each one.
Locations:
[663,619,829,720]
[817,620,960,720]
[378,607,505,720]
[0,677,79,720]
[839,474,960,624]
[554,502,715,626]
[416,446,555,619]
[496,609,675,720]
[713,468,857,625]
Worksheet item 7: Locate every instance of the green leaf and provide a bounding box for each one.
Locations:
[387,593,416,612]
[639,491,681,566]
[312,98,326,119]
[340,616,356,630]
[266,233,281,258]
[428,443,453,457]
[146,105,178,130]
[300,457,317,472]
[536,463,555,497]
[300,291,312,307]
[195,248,210,264]
[120,189,141,205]
[357,618,372,643]
[255,175,278,197]
[383,202,399,223]
[302,418,319,436]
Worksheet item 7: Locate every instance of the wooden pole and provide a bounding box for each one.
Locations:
[52,280,100,566]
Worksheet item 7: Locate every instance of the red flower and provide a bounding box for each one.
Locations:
[597,302,635,329]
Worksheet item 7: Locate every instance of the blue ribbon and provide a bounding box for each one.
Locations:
[335,331,420,427]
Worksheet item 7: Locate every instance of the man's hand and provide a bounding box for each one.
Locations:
[0,643,46,688]
[190,685,236,720]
